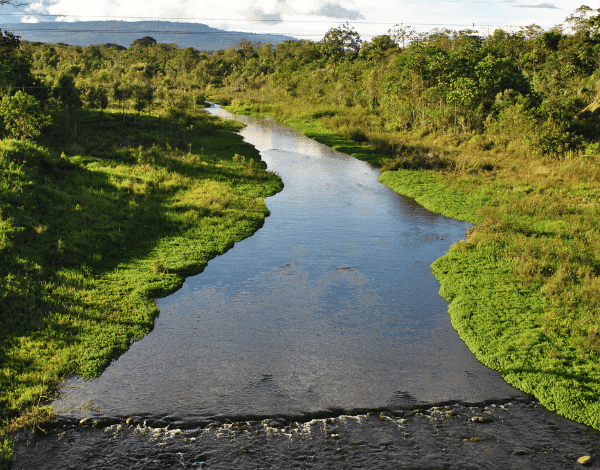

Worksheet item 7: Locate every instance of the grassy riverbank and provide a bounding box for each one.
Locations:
[216,95,600,431]
[0,107,282,466]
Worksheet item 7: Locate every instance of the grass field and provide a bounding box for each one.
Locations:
[0,107,283,466]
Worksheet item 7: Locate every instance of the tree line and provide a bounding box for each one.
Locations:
[0,6,599,159]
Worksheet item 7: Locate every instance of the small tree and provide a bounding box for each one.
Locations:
[130,36,157,48]
[131,83,154,125]
[112,81,132,122]
[0,91,51,141]
[519,24,544,41]
[445,76,479,132]
[86,85,109,122]
[97,86,109,112]
[387,24,416,49]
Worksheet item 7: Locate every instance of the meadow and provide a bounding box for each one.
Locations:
[0,106,282,466]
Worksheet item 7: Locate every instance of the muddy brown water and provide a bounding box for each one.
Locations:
[12,106,600,468]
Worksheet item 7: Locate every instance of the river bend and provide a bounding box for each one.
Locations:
[50,105,521,423]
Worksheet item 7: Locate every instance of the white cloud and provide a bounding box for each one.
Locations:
[514,3,558,8]
[309,2,365,19]
[20,0,594,40]
[54,15,80,22]
[21,15,41,23]
[240,6,283,24]
[26,1,49,13]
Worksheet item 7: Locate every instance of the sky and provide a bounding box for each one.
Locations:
[0,0,597,40]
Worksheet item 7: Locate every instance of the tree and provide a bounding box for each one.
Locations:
[236,39,260,59]
[85,85,109,122]
[132,83,154,120]
[0,91,50,141]
[565,5,600,34]
[358,35,398,60]
[446,76,478,130]
[130,36,157,48]
[538,30,563,51]
[0,28,21,93]
[0,28,46,100]
[52,73,82,131]
[475,53,529,104]
[519,24,544,41]
[112,81,132,122]
[387,24,417,49]
[321,23,362,59]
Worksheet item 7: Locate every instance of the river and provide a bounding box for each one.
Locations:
[12,106,600,469]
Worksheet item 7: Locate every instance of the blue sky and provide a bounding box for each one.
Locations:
[0,0,596,40]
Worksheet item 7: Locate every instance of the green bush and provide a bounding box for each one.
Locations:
[0,91,51,141]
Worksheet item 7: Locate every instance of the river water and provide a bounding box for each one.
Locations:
[12,106,600,468]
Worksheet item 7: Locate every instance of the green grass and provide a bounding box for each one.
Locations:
[215,94,600,432]
[385,169,600,430]
[0,107,283,467]
[379,170,489,224]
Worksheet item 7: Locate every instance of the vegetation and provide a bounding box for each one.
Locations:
[0,31,282,468]
[205,8,600,432]
[2,3,600,465]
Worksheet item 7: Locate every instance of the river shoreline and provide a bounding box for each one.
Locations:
[218,100,600,432]
[10,107,600,469]
[0,108,284,467]
[47,105,518,424]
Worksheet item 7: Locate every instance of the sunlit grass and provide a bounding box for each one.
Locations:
[216,89,600,430]
[0,107,283,467]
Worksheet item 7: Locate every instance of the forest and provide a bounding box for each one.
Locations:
[1,4,600,466]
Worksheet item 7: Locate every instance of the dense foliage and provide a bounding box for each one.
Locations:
[8,7,600,160]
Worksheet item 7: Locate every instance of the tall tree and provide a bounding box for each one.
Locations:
[321,23,362,59]
[565,5,600,34]
[52,73,82,131]
[0,28,48,101]
[130,36,158,48]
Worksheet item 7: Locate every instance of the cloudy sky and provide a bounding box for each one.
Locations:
[0,0,596,40]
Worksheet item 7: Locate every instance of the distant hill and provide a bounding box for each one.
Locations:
[0,20,297,51]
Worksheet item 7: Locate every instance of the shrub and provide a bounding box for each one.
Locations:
[486,100,537,154]
[0,91,51,141]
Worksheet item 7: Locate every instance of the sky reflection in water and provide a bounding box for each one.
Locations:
[53,106,522,421]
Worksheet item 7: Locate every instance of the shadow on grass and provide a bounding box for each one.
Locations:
[297,125,455,171]
[0,108,283,414]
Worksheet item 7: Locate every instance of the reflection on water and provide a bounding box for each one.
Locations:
[52,106,521,422]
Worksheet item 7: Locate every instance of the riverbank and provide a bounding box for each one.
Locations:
[217,96,600,432]
[0,107,283,467]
